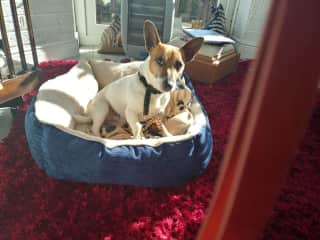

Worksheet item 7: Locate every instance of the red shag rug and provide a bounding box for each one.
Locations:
[0,60,319,240]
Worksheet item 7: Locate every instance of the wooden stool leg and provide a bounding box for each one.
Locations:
[0,71,42,104]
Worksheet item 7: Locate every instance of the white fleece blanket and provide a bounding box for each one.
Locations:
[35,60,207,148]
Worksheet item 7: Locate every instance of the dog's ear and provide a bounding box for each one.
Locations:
[144,20,161,51]
[180,37,204,62]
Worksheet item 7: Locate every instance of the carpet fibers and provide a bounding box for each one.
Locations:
[0,60,319,239]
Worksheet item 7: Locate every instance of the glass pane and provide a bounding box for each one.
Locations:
[96,0,120,25]
[176,0,200,22]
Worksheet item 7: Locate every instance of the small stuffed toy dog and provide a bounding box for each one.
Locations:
[165,86,192,118]
[163,87,194,136]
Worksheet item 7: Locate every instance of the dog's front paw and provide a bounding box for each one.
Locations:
[131,131,145,139]
[130,123,145,139]
[135,134,145,140]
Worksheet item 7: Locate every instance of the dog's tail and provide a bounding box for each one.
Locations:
[73,114,92,123]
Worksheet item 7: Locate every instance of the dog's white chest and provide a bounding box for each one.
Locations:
[139,92,170,120]
[150,93,170,113]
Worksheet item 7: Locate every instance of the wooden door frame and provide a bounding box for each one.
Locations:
[197,0,320,239]
[73,0,112,46]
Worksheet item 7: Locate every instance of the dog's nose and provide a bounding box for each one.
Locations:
[163,79,174,91]
[176,81,185,89]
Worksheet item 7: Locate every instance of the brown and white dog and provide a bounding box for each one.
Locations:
[76,20,203,138]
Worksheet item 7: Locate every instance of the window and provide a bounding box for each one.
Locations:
[95,0,120,25]
[74,0,120,45]
[176,0,212,24]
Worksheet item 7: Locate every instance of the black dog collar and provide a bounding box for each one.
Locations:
[138,72,162,116]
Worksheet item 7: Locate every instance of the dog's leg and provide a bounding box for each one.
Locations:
[91,115,107,136]
[125,108,144,139]
[89,101,110,137]
[161,124,173,137]
[159,114,172,137]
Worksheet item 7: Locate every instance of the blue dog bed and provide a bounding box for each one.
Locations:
[25,72,213,187]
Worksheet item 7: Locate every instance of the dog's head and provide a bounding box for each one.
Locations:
[143,20,203,92]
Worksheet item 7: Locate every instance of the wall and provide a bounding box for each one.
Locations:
[230,0,271,59]
[201,0,270,59]
[219,0,238,34]
[1,0,78,69]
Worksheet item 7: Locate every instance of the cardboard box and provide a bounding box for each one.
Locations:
[169,38,240,84]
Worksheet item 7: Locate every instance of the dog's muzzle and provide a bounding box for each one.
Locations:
[176,81,185,89]
[163,79,175,91]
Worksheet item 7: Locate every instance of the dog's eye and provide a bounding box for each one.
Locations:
[156,57,165,66]
[175,61,182,71]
